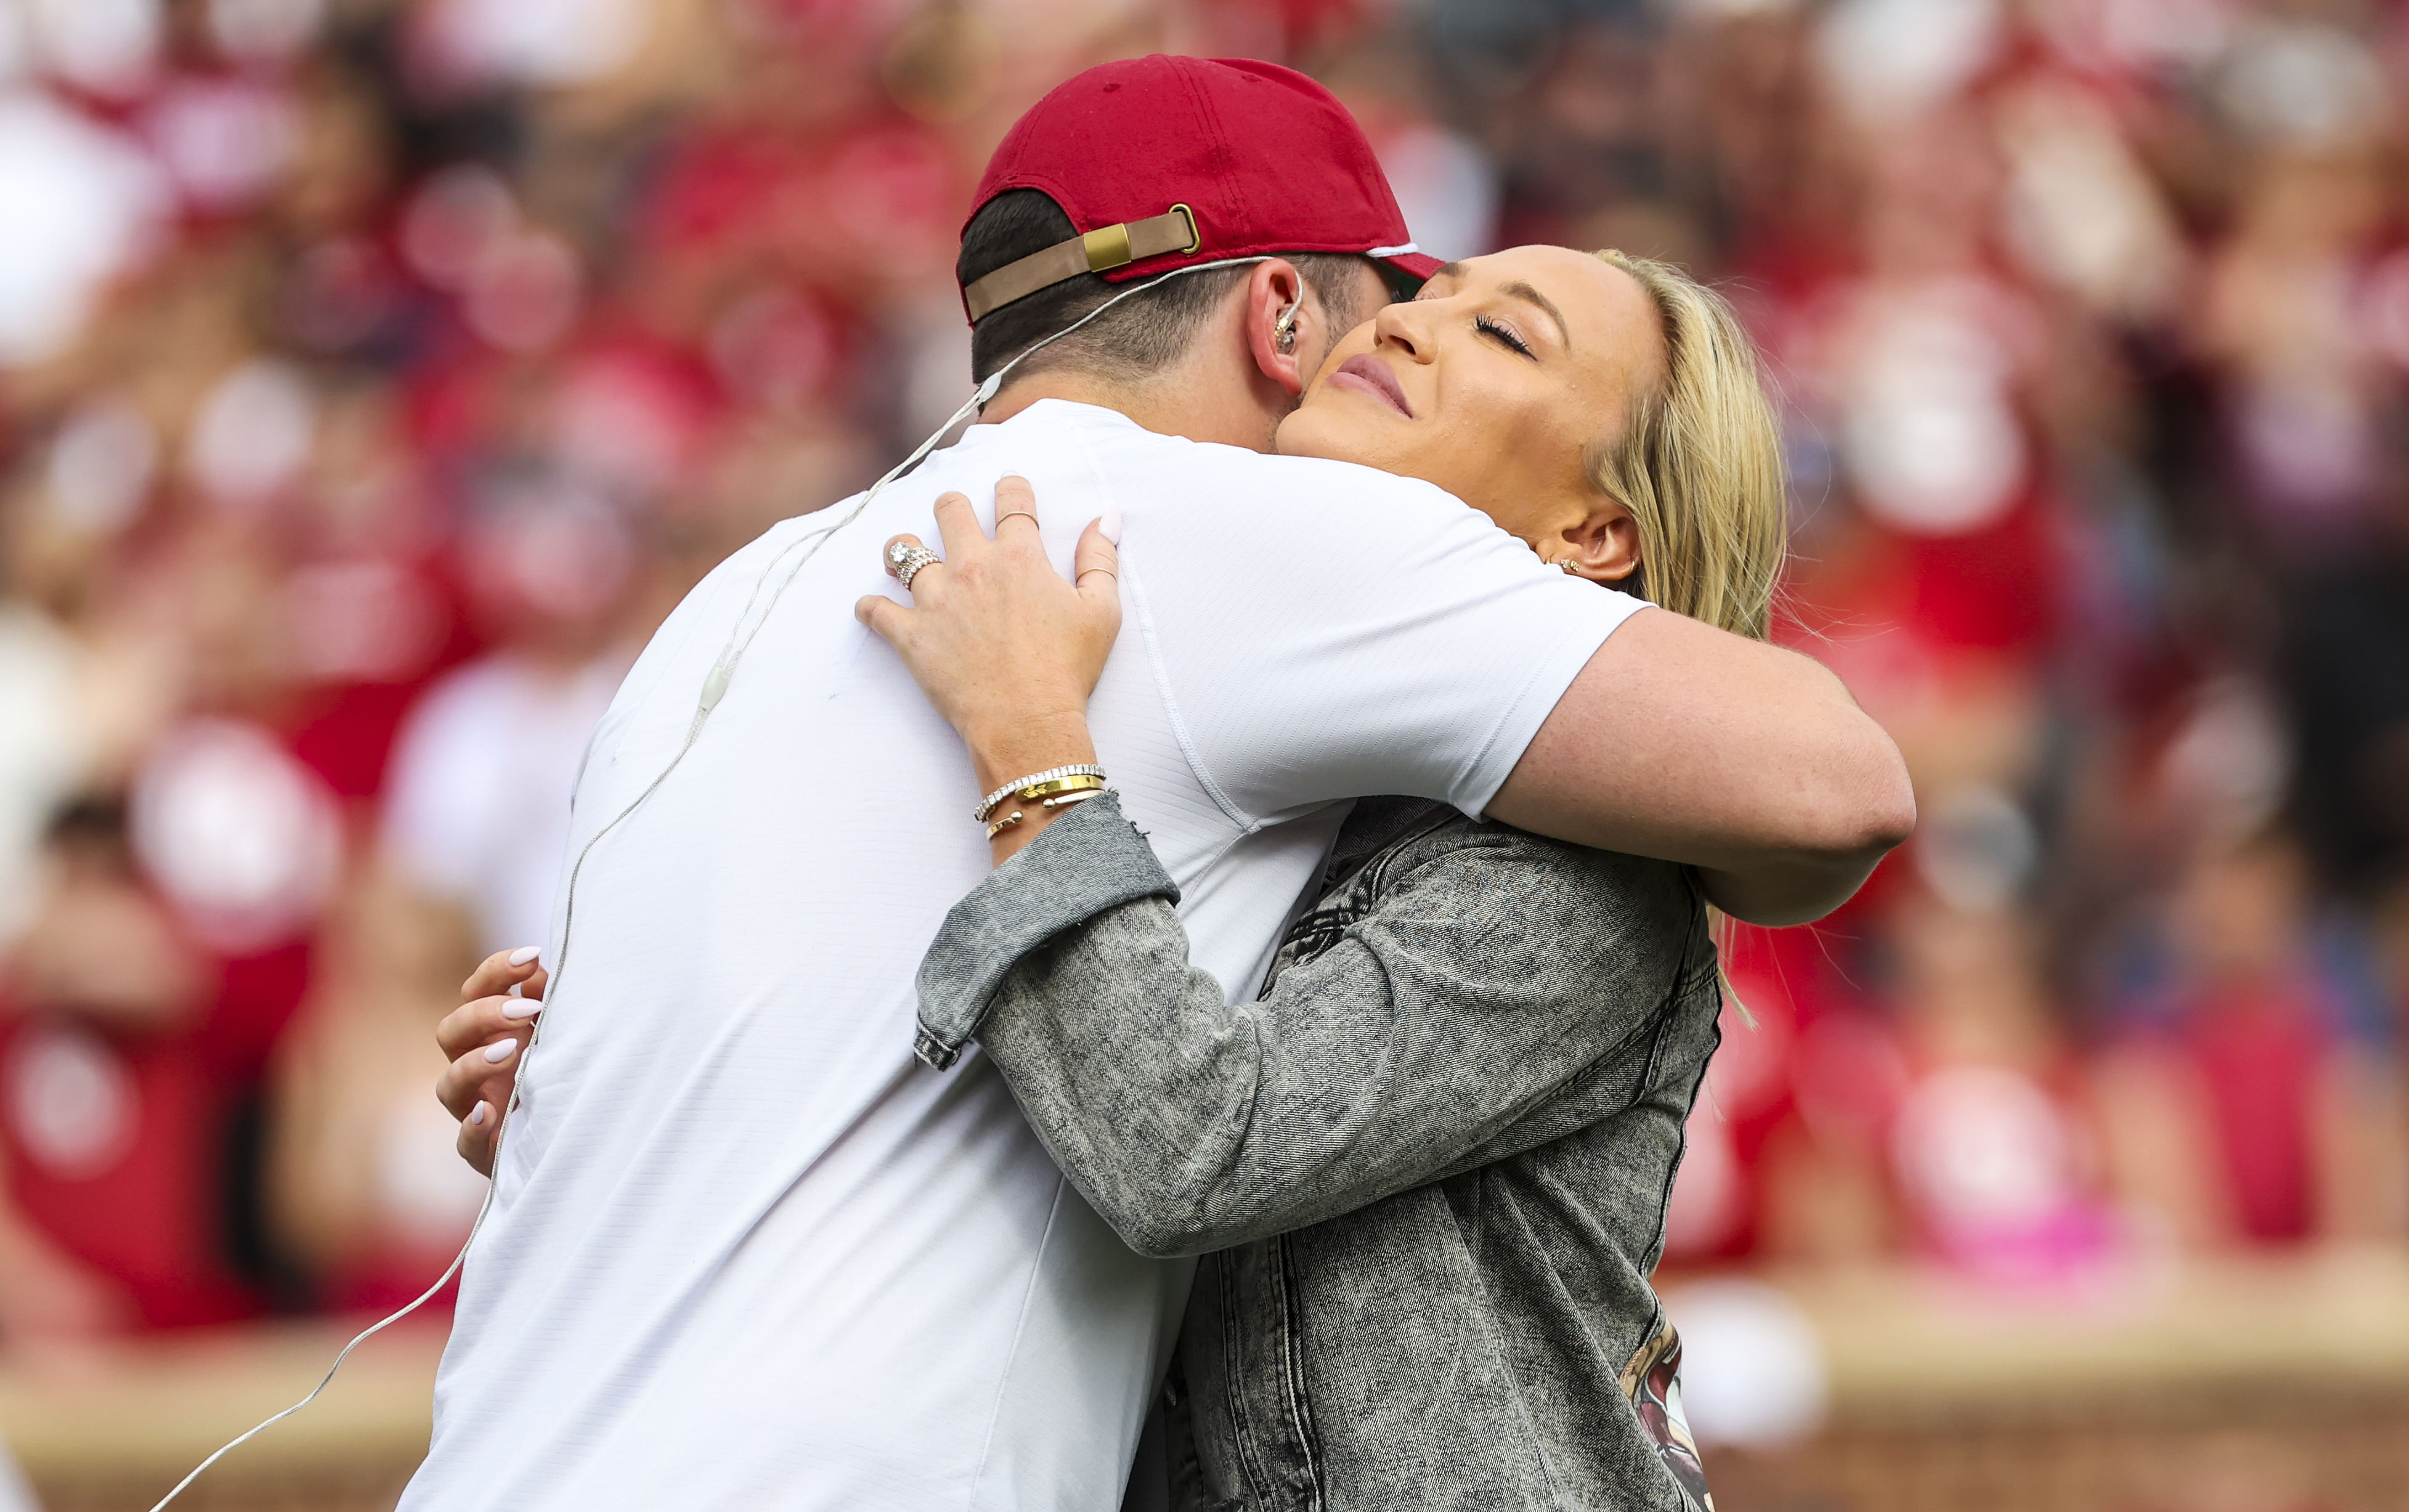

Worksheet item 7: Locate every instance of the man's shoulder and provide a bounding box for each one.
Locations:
[928,405,1473,521]
[991,409,1453,508]
[1111,433,1465,514]
[646,508,835,635]
[596,508,837,716]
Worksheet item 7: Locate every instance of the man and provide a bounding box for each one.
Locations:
[412,57,1910,1511]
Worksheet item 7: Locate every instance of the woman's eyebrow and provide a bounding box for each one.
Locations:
[1500,280,1572,351]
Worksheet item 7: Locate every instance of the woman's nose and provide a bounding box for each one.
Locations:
[1373,299,1431,360]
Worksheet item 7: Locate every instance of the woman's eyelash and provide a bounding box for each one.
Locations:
[1476,315,1533,357]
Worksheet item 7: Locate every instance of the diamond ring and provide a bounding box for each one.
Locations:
[891,544,943,593]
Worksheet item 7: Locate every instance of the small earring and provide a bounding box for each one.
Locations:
[1556,559,1582,575]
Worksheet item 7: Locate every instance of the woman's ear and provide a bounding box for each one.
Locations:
[1244,259,1312,397]
[1557,498,1643,585]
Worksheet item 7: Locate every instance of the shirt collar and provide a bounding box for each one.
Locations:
[951,397,1145,453]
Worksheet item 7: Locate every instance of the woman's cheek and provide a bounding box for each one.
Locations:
[1274,404,1356,465]
[1413,413,1493,499]
[1272,405,1327,460]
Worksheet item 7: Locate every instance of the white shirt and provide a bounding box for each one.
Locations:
[403,400,1644,1512]
[381,651,627,954]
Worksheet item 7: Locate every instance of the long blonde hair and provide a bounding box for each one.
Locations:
[1586,250,1785,643]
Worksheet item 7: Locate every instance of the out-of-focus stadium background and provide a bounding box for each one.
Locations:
[1,0,2407,1508]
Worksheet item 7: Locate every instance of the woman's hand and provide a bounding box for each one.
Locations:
[855,476,1121,862]
[437,947,546,1177]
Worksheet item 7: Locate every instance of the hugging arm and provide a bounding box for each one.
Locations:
[859,479,1911,923]
[916,794,1704,1259]
[1489,609,1914,926]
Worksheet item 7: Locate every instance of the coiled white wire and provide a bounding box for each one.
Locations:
[147,254,1275,1511]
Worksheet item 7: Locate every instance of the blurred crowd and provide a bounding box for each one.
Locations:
[0,0,2405,1347]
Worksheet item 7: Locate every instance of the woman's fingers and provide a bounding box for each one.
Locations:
[436,1049,478,1118]
[880,531,951,609]
[879,533,927,581]
[442,1028,516,1177]
[436,1001,481,1070]
[457,1108,498,1179]
[436,992,543,1069]
[856,593,910,641]
[445,949,542,1178]
[1074,519,1123,620]
[437,1034,522,1124]
[930,491,985,561]
[892,481,1046,595]
[869,479,1067,648]
[991,476,1040,540]
[461,946,545,1005]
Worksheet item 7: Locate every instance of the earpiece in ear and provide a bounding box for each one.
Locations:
[1274,299,1299,354]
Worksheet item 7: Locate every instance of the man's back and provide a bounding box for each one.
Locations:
[402,400,1638,1511]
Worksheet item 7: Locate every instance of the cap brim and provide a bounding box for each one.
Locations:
[1375,250,1445,293]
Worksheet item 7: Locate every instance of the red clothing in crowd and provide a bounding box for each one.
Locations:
[2180,980,2331,1243]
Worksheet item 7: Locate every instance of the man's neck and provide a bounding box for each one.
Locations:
[978,358,1285,452]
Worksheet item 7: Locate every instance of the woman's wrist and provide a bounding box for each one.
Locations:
[965,711,1101,868]
[962,709,1097,797]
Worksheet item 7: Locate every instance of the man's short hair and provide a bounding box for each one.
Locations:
[959,190,1384,384]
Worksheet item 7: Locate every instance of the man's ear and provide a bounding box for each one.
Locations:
[1558,498,1644,585]
[1243,259,1312,397]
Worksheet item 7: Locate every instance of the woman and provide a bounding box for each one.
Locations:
[866,246,1781,1511]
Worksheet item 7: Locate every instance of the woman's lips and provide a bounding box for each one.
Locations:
[1330,355,1412,418]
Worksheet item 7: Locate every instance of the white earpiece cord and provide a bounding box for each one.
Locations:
[148,253,1274,1511]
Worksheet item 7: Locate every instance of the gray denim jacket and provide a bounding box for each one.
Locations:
[914,793,1723,1512]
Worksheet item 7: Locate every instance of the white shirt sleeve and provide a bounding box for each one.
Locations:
[1123,449,1648,823]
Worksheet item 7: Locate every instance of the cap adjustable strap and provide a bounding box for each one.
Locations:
[964,204,1201,323]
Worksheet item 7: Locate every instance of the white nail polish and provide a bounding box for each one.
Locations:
[510,946,540,966]
[469,1102,490,1126]
[503,997,542,1018]
[1099,507,1123,545]
[484,1039,518,1063]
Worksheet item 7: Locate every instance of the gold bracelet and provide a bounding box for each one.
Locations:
[985,810,1026,840]
[975,764,1107,823]
[1014,774,1107,804]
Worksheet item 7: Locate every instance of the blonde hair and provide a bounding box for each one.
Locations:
[1586,250,1786,642]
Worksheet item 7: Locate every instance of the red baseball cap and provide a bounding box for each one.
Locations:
[959,55,1443,325]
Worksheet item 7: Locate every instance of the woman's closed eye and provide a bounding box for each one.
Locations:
[1476,314,1535,359]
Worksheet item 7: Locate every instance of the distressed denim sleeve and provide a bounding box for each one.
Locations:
[912,792,1179,1071]
[921,800,1704,1260]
